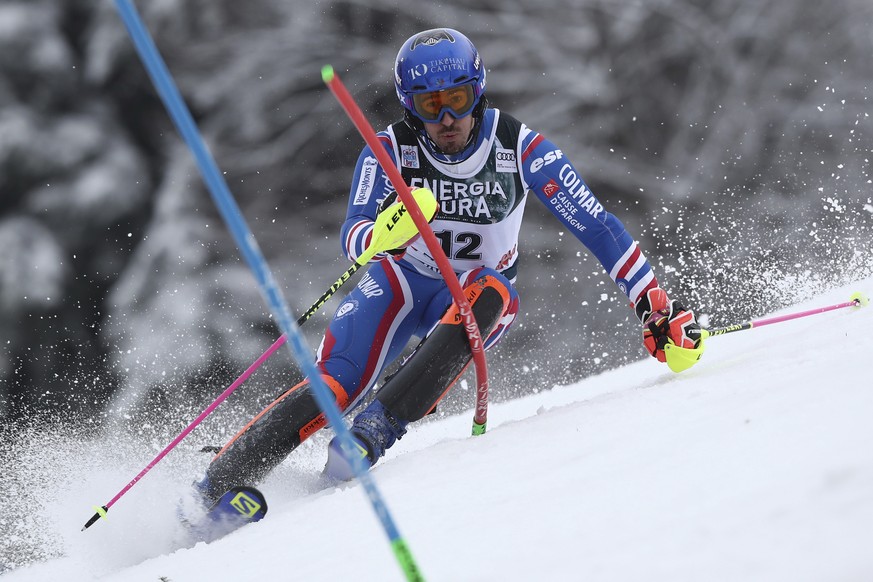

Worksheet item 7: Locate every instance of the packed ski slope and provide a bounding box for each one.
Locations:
[5,278,873,582]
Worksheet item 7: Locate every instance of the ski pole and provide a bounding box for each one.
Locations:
[81,207,434,531]
[81,333,287,531]
[698,291,868,339]
[81,263,360,531]
[663,291,868,372]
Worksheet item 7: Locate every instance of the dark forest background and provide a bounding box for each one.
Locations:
[2,0,872,427]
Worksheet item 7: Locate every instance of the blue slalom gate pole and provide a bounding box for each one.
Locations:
[111,2,423,579]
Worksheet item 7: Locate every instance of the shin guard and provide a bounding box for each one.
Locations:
[203,375,347,502]
[377,274,510,423]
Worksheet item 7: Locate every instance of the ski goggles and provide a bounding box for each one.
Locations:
[411,84,477,122]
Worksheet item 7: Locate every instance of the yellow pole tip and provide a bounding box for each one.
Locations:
[850,291,869,306]
[321,65,335,83]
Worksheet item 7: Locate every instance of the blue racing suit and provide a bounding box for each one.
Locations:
[199,108,662,501]
[317,108,659,409]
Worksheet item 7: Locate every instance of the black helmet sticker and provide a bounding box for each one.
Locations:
[412,30,455,50]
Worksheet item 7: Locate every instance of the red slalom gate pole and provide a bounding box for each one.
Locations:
[322,66,491,435]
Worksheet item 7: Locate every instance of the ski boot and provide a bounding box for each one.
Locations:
[324,400,407,481]
[178,476,267,543]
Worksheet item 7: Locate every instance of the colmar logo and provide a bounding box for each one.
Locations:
[358,272,383,298]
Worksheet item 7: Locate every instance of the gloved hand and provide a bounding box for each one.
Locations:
[375,190,437,258]
[635,287,702,363]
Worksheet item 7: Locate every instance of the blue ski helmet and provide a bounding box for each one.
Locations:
[394,28,487,125]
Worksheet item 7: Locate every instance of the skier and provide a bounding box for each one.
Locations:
[191,28,702,517]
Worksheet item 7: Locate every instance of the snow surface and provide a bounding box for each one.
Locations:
[4,278,873,582]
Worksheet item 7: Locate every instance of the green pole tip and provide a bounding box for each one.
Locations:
[850,291,869,306]
[472,421,487,436]
[321,65,335,83]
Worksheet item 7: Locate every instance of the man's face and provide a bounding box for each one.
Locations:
[423,113,475,155]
